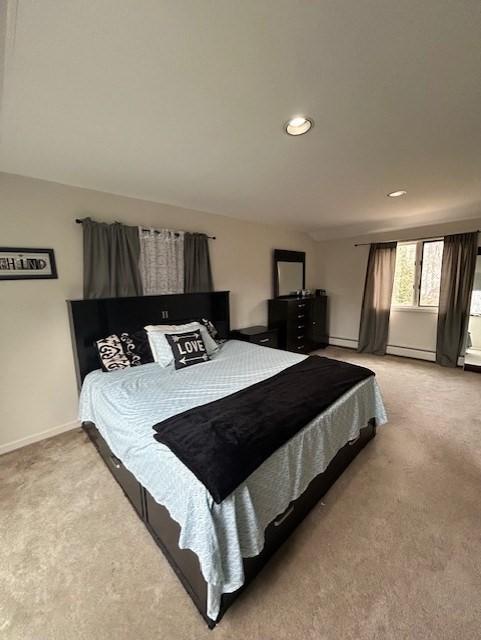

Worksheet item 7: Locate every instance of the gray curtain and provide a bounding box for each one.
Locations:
[358,242,397,355]
[436,232,478,367]
[81,217,143,298]
[184,233,213,292]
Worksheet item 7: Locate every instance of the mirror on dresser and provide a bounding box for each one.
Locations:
[269,249,328,353]
[273,249,306,297]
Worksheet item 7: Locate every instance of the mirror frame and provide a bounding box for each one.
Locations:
[273,249,306,298]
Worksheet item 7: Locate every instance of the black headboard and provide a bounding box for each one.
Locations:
[67,291,230,389]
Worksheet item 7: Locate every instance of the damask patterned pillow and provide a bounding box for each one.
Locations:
[165,330,211,370]
[119,329,154,366]
[96,334,130,371]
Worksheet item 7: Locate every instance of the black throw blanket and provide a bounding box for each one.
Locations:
[153,356,374,503]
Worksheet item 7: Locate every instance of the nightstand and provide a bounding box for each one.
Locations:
[230,325,279,349]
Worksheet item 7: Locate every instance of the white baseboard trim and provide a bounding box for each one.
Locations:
[329,337,439,363]
[387,346,464,366]
[386,345,436,362]
[329,337,359,349]
[0,420,80,456]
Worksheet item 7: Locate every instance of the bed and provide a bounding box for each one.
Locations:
[68,291,387,628]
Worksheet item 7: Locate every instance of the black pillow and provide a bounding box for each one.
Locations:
[201,318,219,341]
[96,334,130,372]
[119,329,154,366]
[166,330,211,370]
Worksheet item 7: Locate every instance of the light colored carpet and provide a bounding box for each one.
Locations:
[1,348,481,640]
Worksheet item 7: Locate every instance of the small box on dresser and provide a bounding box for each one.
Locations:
[268,295,328,354]
[230,325,279,349]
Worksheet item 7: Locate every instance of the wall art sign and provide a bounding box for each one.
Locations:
[0,247,58,280]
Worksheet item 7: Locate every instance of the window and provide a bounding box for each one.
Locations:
[391,239,443,309]
[392,242,417,306]
[471,290,481,316]
[471,256,481,316]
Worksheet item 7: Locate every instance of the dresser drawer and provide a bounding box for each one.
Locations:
[286,326,305,343]
[287,341,307,353]
[84,423,144,517]
[288,300,309,312]
[287,315,306,334]
[287,305,308,323]
[285,314,306,352]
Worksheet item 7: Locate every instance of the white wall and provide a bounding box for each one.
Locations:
[467,255,481,350]
[468,316,481,350]
[388,309,438,354]
[318,221,481,359]
[0,173,320,453]
[2,171,479,455]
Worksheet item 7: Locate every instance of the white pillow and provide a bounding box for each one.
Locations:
[145,322,218,367]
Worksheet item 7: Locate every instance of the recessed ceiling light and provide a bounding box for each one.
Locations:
[285,116,313,136]
[387,190,407,197]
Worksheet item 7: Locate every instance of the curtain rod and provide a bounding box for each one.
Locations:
[75,218,216,240]
[354,230,479,247]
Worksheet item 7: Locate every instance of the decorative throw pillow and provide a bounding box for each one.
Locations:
[119,329,154,366]
[165,330,211,370]
[145,322,218,367]
[201,318,219,341]
[145,321,218,352]
[96,334,130,371]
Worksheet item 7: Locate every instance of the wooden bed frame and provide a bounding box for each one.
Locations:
[67,291,377,628]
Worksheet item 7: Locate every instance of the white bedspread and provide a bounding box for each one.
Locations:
[79,340,387,619]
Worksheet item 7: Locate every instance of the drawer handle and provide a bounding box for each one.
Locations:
[297,335,303,339]
[259,338,270,343]
[296,345,304,350]
[297,304,306,308]
[297,324,304,329]
[298,314,305,318]
[110,454,122,469]
[273,505,294,527]
[348,435,360,446]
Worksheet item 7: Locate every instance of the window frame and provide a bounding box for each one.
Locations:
[391,238,443,312]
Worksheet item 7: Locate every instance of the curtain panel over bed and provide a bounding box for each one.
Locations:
[436,231,478,367]
[79,218,213,298]
[184,232,214,293]
[81,217,143,298]
[139,229,184,295]
[358,242,397,355]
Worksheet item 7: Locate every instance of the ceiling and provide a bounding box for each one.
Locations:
[1,0,481,239]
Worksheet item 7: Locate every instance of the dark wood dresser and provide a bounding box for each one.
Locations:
[268,295,328,353]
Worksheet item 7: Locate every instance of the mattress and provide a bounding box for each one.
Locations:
[79,340,387,619]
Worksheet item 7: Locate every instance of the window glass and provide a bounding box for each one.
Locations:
[470,256,481,315]
[419,241,443,306]
[471,291,481,315]
[392,243,416,306]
